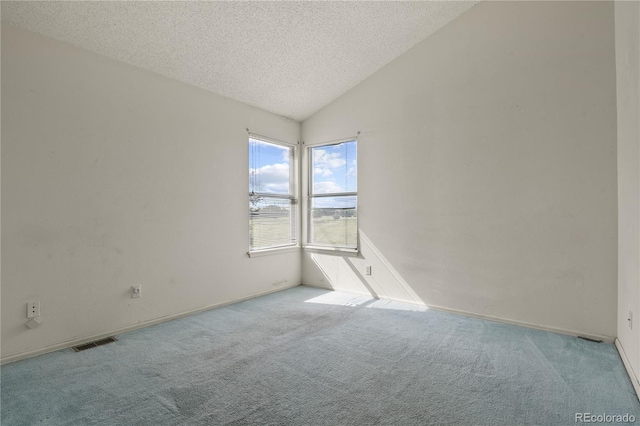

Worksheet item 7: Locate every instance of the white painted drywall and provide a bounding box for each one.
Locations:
[302,1,618,339]
[1,25,301,361]
[615,0,640,384]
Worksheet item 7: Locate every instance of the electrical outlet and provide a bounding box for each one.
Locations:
[365,265,372,275]
[629,311,633,329]
[131,286,141,299]
[27,301,40,318]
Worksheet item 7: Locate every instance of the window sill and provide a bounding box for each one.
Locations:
[303,246,360,257]
[247,246,300,258]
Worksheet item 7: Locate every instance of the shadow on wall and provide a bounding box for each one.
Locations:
[304,231,427,309]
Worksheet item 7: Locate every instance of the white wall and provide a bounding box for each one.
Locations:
[1,25,301,362]
[615,0,640,389]
[302,1,618,339]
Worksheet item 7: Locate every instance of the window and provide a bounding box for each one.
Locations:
[308,139,357,249]
[249,137,297,251]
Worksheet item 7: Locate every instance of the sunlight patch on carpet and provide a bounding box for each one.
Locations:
[305,291,428,312]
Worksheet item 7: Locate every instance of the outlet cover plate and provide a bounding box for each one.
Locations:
[27,302,40,318]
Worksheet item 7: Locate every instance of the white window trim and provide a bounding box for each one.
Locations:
[302,245,359,257]
[247,245,301,258]
[305,136,358,251]
[249,132,298,148]
[248,133,300,254]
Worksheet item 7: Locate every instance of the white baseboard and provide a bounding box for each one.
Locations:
[301,281,337,291]
[6,281,615,365]
[615,338,640,400]
[424,302,615,344]
[1,283,301,365]
[300,283,615,344]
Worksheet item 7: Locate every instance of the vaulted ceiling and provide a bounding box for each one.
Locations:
[1,1,478,121]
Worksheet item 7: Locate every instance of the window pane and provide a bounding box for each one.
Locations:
[250,198,297,250]
[311,141,357,194]
[249,138,292,195]
[309,196,357,248]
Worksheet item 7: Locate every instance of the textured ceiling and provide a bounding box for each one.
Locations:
[1,1,477,121]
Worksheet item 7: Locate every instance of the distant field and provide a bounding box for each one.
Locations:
[310,216,357,247]
[249,215,357,249]
[250,216,293,250]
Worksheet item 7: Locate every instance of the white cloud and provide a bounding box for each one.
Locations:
[314,167,333,177]
[250,163,290,193]
[313,181,344,194]
[313,149,346,170]
[347,159,357,178]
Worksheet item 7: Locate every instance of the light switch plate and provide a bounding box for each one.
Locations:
[132,286,141,298]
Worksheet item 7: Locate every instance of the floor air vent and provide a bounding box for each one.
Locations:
[73,336,118,352]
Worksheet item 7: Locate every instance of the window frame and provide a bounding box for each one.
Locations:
[248,134,299,254]
[306,137,358,251]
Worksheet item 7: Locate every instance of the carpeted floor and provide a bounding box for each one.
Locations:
[1,286,638,425]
